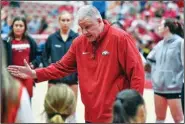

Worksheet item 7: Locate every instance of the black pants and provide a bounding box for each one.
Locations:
[181,83,184,114]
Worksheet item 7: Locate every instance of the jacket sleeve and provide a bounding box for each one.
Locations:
[118,33,145,95]
[42,36,51,67]
[146,41,161,65]
[35,39,77,83]
[181,39,184,67]
[28,36,40,68]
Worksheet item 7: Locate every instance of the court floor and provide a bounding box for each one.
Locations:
[32,81,176,123]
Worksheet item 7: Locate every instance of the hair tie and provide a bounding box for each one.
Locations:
[53,113,69,120]
[48,112,62,119]
[55,112,63,116]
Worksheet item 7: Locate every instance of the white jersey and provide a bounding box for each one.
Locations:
[15,88,35,123]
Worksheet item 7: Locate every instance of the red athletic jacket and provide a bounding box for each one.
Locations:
[35,20,145,122]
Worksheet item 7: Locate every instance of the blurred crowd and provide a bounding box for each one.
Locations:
[1,1,184,60]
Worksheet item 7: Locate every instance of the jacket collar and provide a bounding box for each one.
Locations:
[91,20,111,46]
[4,35,32,43]
[56,29,76,41]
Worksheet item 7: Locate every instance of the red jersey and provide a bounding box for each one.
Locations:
[12,39,30,66]
[11,39,33,97]
[35,20,145,122]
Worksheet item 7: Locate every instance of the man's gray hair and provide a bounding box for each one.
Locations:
[77,5,102,20]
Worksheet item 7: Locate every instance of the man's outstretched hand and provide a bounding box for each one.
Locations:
[8,59,37,79]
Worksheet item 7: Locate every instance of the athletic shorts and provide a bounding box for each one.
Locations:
[154,92,181,99]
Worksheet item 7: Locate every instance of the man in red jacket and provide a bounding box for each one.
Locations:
[8,5,145,123]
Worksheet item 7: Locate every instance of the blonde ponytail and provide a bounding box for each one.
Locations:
[44,84,76,123]
[49,114,64,123]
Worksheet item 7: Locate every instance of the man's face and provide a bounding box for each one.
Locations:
[78,17,101,42]
[59,13,72,31]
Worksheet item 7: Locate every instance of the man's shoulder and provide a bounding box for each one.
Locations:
[108,26,134,44]
[72,35,85,45]
[109,26,130,38]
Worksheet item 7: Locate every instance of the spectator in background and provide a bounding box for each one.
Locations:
[1,15,12,35]
[92,1,107,19]
[163,2,178,18]
[106,1,122,22]
[145,18,184,123]
[111,21,123,29]
[148,29,162,45]
[38,16,48,34]
[1,45,34,123]
[1,8,7,21]
[1,0,10,6]
[142,40,154,59]
[112,89,146,123]
[42,11,78,122]
[10,1,20,8]
[139,1,147,12]
[175,0,184,9]
[44,84,76,123]
[28,15,41,34]
[3,16,39,100]
[20,10,28,19]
